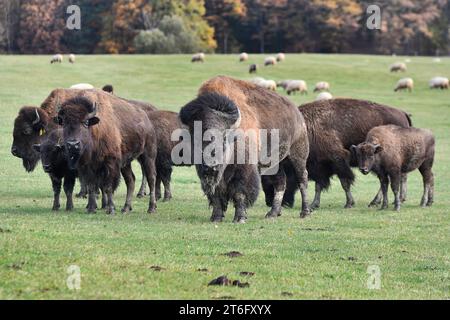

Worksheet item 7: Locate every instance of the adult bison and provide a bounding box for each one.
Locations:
[179,76,310,223]
[55,90,157,214]
[263,98,412,210]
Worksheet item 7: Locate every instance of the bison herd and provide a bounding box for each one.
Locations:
[11,76,435,223]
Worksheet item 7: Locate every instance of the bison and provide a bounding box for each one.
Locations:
[179,76,310,223]
[32,129,77,211]
[351,125,435,211]
[263,99,412,210]
[55,90,157,215]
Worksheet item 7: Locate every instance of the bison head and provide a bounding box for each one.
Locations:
[32,129,65,173]
[179,93,241,195]
[56,97,100,170]
[351,143,383,175]
[12,107,49,172]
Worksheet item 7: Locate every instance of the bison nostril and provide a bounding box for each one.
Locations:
[11,146,19,157]
[67,140,80,149]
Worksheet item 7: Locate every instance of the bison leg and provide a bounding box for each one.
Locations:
[139,155,157,214]
[233,193,247,224]
[389,171,402,211]
[155,175,162,200]
[378,174,389,210]
[136,172,147,198]
[50,175,62,211]
[76,178,88,198]
[264,168,286,219]
[400,174,408,203]
[100,188,107,209]
[210,195,226,223]
[86,187,98,214]
[261,175,275,207]
[105,188,116,215]
[419,163,434,207]
[161,167,173,202]
[121,164,135,214]
[63,173,76,211]
[339,177,355,209]
[311,183,322,210]
[369,188,383,207]
[288,151,310,218]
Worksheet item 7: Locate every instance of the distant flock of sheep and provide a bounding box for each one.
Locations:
[390,61,449,92]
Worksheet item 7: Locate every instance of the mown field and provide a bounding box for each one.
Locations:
[0,54,449,299]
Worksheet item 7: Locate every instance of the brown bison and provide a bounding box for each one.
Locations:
[179,76,310,223]
[32,129,77,211]
[263,99,412,210]
[351,125,435,211]
[55,90,157,215]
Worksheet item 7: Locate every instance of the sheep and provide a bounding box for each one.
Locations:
[249,64,257,74]
[50,54,63,64]
[239,52,249,62]
[251,78,276,91]
[191,53,205,63]
[429,77,449,90]
[286,80,308,95]
[70,83,95,90]
[315,92,333,101]
[351,125,435,211]
[313,81,330,93]
[69,54,76,64]
[276,53,285,62]
[394,78,414,92]
[390,62,407,72]
[277,80,293,90]
[264,57,277,66]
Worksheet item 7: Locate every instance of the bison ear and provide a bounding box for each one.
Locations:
[374,144,383,154]
[32,144,41,153]
[87,116,100,126]
[350,145,357,154]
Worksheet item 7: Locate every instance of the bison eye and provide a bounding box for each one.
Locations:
[82,120,89,128]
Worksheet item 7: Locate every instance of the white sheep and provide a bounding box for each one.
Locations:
[315,92,333,101]
[394,78,414,92]
[276,53,285,62]
[264,57,277,66]
[252,78,276,91]
[69,54,76,64]
[277,80,293,90]
[50,54,63,64]
[70,83,95,90]
[286,80,308,95]
[239,52,249,62]
[390,62,407,72]
[429,77,449,89]
[313,81,330,93]
[191,53,205,63]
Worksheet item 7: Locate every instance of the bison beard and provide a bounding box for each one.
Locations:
[180,76,310,222]
[263,98,413,210]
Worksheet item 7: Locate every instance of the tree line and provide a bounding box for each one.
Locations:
[0,0,449,56]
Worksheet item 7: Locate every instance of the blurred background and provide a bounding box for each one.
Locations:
[0,0,449,56]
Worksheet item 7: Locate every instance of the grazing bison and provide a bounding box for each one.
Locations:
[179,76,310,222]
[351,125,435,211]
[33,129,77,211]
[55,90,157,215]
[263,99,412,210]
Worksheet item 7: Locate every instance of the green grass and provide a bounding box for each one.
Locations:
[0,54,449,299]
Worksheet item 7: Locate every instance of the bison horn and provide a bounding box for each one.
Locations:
[87,101,98,119]
[230,107,241,129]
[32,109,41,125]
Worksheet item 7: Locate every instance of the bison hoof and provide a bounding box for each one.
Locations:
[86,209,96,214]
[368,202,380,208]
[66,206,74,211]
[121,206,132,214]
[163,195,172,202]
[210,216,224,223]
[344,203,354,209]
[52,206,60,211]
[106,207,115,215]
[147,207,156,214]
[265,209,281,219]
[310,202,320,210]
[233,217,247,224]
[136,192,146,198]
[300,209,311,219]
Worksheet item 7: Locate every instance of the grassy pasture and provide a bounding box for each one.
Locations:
[0,54,449,299]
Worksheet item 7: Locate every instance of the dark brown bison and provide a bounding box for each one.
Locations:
[263,98,412,210]
[179,76,310,223]
[32,129,77,211]
[55,90,157,215]
[351,125,434,211]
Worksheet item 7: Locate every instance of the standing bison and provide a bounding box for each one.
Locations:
[179,76,310,223]
[263,99,412,210]
[55,91,158,215]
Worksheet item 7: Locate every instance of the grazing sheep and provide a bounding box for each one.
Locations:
[429,77,449,90]
[249,64,257,74]
[264,57,277,66]
[394,78,414,92]
[313,81,330,93]
[239,52,249,62]
[69,54,76,64]
[192,53,205,63]
[252,78,276,91]
[70,83,95,90]
[390,62,407,72]
[286,80,308,95]
[277,80,293,90]
[351,125,435,211]
[276,53,285,62]
[50,54,63,64]
[315,92,333,101]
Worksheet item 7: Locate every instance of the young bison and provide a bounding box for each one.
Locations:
[180,76,310,223]
[33,129,77,211]
[351,125,435,211]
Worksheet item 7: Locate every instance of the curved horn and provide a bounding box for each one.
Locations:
[87,101,98,119]
[32,109,40,125]
[230,107,241,129]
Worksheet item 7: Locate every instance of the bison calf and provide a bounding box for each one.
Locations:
[352,125,435,211]
[33,129,77,211]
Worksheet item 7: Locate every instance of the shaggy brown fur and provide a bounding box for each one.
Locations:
[352,125,435,211]
[263,98,412,210]
[180,76,310,222]
[57,90,157,215]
